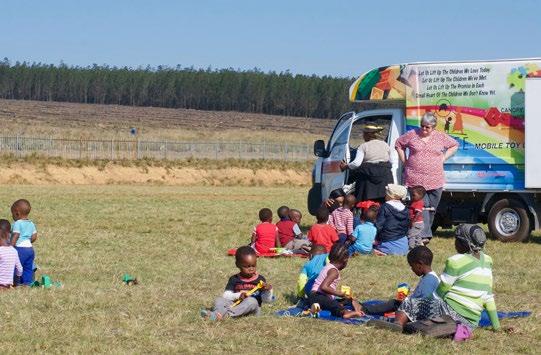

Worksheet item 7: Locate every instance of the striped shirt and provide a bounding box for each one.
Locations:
[328,207,353,235]
[0,246,22,285]
[435,252,500,329]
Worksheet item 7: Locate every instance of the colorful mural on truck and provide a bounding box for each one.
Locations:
[349,60,541,190]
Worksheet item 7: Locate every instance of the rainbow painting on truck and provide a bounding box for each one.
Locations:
[349,59,541,190]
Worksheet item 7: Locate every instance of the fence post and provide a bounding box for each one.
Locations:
[111,139,114,160]
[137,139,140,159]
[239,141,242,159]
[16,135,20,157]
[79,139,82,160]
[215,143,218,159]
[262,141,266,160]
[164,140,168,160]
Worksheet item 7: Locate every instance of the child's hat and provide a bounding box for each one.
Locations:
[385,184,407,200]
[356,200,381,210]
[363,125,383,133]
[455,224,486,252]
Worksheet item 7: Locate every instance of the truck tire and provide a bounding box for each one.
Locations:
[487,198,530,242]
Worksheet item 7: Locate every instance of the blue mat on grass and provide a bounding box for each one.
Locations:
[275,299,531,327]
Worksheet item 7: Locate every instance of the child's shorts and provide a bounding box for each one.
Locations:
[308,291,350,317]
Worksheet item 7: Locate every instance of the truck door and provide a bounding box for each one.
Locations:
[320,113,354,200]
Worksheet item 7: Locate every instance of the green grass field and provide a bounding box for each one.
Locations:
[0,185,539,354]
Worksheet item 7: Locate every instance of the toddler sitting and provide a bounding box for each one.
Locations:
[251,208,280,254]
[296,245,328,299]
[308,243,364,319]
[201,246,273,320]
[348,205,379,255]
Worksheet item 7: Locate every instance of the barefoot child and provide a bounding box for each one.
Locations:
[251,208,280,254]
[307,207,339,253]
[10,199,38,285]
[0,220,22,288]
[308,243,364,319]
[201,246,273,320]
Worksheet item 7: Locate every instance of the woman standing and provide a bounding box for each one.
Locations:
[340,125,394,202]
[395,112,458,239]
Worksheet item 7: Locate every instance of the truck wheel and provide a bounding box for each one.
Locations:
[487,199,530,242]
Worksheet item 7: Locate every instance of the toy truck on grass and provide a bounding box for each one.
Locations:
[308,58,541,242]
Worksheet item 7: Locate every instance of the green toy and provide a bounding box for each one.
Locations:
[30,275,62,289]
[122,273,138,285]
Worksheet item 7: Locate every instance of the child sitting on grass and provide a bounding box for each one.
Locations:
[251,208,280,254]
[307,207,339,253]
[201,246,273,320]
[364,246,439,315]
[328,191,354,244]
[374,184,409,256]
[308,243,364,319]
[296,244,328,299]
[345,194,361,229]
[275,205,294,247]
[284,209,310,252]
[0,220,22,289]
[393,224,501,339]
[348,205,379,255]
[10,199,38,285]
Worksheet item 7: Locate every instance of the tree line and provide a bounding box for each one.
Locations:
[0,58,356,119]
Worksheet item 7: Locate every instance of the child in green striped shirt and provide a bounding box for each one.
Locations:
[392,224,501,339]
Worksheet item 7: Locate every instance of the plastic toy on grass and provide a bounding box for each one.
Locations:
[341,285,352,298]
[396,283,410,301]
[31,275,63,289]
[122,273,138,285]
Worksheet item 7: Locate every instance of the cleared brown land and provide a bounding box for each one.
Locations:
[0,99,336,144]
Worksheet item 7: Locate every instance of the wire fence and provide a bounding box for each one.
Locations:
[0,136,313,161]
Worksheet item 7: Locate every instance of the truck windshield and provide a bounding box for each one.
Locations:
[327,111,354,151]
[349,114,392,148]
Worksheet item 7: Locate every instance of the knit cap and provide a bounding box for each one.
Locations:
[385,184,407,200]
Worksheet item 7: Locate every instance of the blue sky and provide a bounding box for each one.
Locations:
[1,0,540,77]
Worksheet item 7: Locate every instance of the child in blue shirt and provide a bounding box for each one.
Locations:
[363,246,439,314]
[10,199,38,286]
[348,205,379,255]
[296,245,328,299]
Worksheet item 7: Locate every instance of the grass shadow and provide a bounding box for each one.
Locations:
[282,291,299,305]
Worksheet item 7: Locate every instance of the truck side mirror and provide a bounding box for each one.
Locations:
[314,140,328,157]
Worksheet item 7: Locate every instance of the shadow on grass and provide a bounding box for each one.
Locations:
[282,291,299,305]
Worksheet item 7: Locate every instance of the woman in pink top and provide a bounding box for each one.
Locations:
[395,112,458,239]
[308,243,364,318]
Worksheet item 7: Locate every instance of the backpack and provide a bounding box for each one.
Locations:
[403,315,457,338]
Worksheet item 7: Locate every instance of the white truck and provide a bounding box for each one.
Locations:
[308,58,541,242]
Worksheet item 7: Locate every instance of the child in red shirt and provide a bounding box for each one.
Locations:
[407,186,426,249]
[275,205,295,247]
[308,207,339,252]
[251,208,280,254]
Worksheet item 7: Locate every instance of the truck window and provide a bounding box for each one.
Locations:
[349,115,392,149]
[331,126,349,150]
